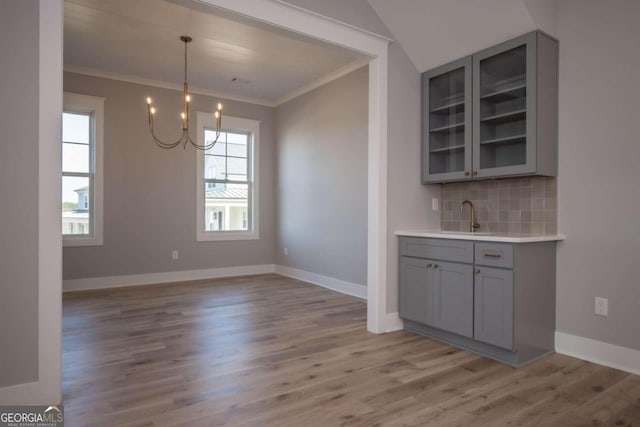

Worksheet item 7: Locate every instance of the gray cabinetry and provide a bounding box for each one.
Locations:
[399,256,434,326]
[422,57,472,182]
[422,31,558,183]
[398,236,557,367]
[432,261,474,338]
[474,266,514,350]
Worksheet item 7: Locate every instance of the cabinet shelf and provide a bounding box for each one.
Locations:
[430,122,465,135]
[430,101,465,114]
[480,134,526,146]
[430,144,465,153]
[480,109,526,125]
[480,84,526,102]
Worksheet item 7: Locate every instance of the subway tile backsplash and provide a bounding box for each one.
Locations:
[441,176,557,235]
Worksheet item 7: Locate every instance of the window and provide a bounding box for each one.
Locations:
[62,92,104,247]
[197,113,260,241]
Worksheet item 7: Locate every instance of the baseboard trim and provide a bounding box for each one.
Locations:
[274,265,367,300]
[384,312,404,332]
[63,264,276,292]
[555,331,640,376]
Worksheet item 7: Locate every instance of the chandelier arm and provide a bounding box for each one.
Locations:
[188,133,218,151]
[148,122,184,149]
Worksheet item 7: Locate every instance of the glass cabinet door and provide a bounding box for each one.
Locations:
[422,56,472,183]
[473,33,536,177]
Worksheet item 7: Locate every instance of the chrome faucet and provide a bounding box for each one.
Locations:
[460,200,480,233]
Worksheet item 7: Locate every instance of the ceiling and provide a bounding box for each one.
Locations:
[368,0,558,72]
[64,0,368,105]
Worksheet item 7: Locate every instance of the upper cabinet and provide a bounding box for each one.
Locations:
[422,31,558,183]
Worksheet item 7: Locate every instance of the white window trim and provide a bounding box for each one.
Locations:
[62,92,104,247]
[196,113,260,241]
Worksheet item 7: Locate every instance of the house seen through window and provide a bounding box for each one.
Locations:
[204,129,250,232]
[62,112,93,236]
[197,113,259,241]
[62,92,104,247]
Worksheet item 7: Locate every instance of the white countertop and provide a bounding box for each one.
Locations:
[395,230,566,243]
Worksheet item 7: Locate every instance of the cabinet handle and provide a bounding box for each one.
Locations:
[432,264,438,269]
[426,263,433,268]
[464,171,471,176]
[484,253,502,259]
[475,269,481,274]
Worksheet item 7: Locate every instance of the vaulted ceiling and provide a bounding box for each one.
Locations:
[368,0,558,72]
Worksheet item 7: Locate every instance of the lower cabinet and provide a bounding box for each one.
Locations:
[398,237,557,367]
[432,261,474,338]
[474,267,514,350]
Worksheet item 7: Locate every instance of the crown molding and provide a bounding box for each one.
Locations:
[275,58,370,106]
[64,65,277,107]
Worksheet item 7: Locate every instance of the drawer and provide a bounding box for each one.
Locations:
[475,242,513,269]
[399,237,473,263]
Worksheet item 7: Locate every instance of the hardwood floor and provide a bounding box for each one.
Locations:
[63,274,640,426]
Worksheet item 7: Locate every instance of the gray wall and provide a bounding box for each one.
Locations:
[385,42,441,313]
[0,0,40,388]
[556,0,640,351]
[275,67,369,285]
[62,73,276,280]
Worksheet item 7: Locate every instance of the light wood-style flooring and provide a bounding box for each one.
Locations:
[63,274,640,426]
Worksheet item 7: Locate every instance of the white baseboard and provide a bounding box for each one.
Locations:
[384,312,404,332]
[555,331,640,376]
[274,265,367,300]
[63,264,276,292]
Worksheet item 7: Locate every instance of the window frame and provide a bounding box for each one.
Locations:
[62,92,104,247]
[196,113,260,241]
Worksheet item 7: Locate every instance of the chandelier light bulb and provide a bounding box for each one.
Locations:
[217,102,223,111]
[181,112,186,119]
[150,107,156,115]
[186,94,191,102]
[215,111,220,119]
[146,97,152,105]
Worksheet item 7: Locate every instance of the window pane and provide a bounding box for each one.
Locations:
[227,157,247,181]
[205,129,226,155]
[62,176,90,235]
[62,142,90,173]
[204,182,248,231]
[227,140,247,158]
[204,155,226,179]
[63,113,90,144]
[226,132,247,145]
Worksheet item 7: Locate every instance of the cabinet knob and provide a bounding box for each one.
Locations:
[472,171,478,176]
[464,171,471,176]
[475,269,481,274]
[426,263,433,268]
[432,264,438,269]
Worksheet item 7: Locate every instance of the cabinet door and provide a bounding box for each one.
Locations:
[422,56,473,183]
[432,261,474,338]
[474,266,514,350]
[399,256,435,326]
[473,32,537,178]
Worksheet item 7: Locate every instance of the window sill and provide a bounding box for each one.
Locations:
[63,236,103,247]
[197,231,259,242]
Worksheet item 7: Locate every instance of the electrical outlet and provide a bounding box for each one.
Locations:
[595,297,608,316]
[432,198,439,211]
[171,250,179,260]
[284,247,288,256]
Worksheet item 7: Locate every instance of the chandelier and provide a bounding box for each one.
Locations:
[145,36,223,150]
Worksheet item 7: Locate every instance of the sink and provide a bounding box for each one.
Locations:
[440,231,493,236]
